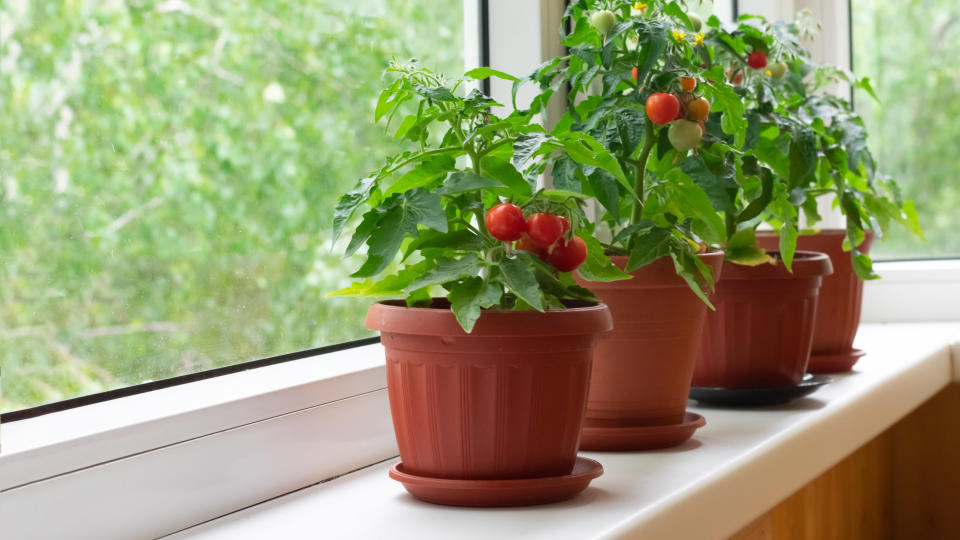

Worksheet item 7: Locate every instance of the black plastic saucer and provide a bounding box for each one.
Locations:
[689,374,830,406]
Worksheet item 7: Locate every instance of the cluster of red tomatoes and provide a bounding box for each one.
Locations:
[644,76,711,152]
[484,203,588,272]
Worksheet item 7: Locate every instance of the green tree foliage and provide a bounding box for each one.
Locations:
[0,0,463,412]
[853,0,960,258]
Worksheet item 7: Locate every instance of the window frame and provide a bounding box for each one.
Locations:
[1,2,957,538]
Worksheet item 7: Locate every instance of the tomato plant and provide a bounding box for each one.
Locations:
[332,62,630,331]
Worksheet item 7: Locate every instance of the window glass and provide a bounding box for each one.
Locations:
[852,0,960,258]
[0,0,465,413]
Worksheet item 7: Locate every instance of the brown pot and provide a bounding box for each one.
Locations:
[757,230,874,373]
[693,251,833,389]
[577,252,724,426]
[366,300,613,480]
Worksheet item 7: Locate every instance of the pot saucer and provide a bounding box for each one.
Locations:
[690,373,830,407]
[808,348,865,374]
[579,412,706,451]
[389,456,603,507]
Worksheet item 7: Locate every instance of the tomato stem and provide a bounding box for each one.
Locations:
[631,120,656,223]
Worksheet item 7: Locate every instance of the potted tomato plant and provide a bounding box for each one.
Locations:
[331,61,630,507]
[729,16,923,373]
[520,0,765,449]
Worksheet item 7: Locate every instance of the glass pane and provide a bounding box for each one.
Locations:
[852,0,960,259]
[0,1,465,413]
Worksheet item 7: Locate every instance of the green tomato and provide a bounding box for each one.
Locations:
[589,10,616,35]
[668,119,703,152]
[769,62,787,79]
[687,13,703,32]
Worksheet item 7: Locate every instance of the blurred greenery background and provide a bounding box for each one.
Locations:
[853,0,960,258]
[1,0,955,414]
[0,0,463,412]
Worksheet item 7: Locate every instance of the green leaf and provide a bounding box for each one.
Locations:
[464,67,520,82]
[408,254,480,291]
[481,146,533,197]
[614,108,645,157]
[551,155,581,192]
[448,277,503,332]
[332,176,376,244]
[671,250,715,309]
[512,132,551,169]
[575,232,632,282]
[710,82,747,147]
[788,127,817,188]
[411,82,456,102]
[726,245,775,266]
[437,171,505,195]
[779,221,799,272]
[328,260,434,298]
[626,228,673,271]
[351,188,446,278]
[500,257,544,311]
[680,155,736,213]
[560,132,634,196]
[403,228,483,259]
[587,169,621,220]
[663,2,694,30]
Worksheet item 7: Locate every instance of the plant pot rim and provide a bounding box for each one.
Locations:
[366,299,613,337]
[721,250,833,280]
[756,228,875,238]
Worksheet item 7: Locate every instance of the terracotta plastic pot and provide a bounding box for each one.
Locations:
[757,230,874,373]
[576,252,724,426]
[693,251,833,388]
[366,300,613,480]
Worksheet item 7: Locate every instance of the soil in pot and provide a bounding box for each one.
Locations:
[693,251,833,389]
[577,252,724,431]
[366,299,613,483]
[757,230,874,373]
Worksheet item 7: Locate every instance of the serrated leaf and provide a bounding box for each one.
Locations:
[464,67,520,82]
[448,277,503,332]
[351,189,446,278]
[408,254,480,291]
[575,232,632,282]
[333,176,377,244]
[437,171,505,195]
[680,155,736,213]
[512,132,551,169]
[500,257,544,311]
[626,228,673,271]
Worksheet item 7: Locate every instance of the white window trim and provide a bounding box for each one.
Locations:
[1,2,957,539]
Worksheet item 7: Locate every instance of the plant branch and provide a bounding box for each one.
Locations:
[631,120,656,223]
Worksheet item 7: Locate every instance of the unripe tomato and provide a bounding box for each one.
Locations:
[645,93,680,125]
[485,203,525,242]
[687,97,710,121]
[680,77,697,92]
[589,10,616,35]
[747,51,767,69]
[768,62,787,79]
[515,233,547,258]
[526,213,564,248]
[547,236,588,272]
[687,13,703,32]
[668,119,703,152]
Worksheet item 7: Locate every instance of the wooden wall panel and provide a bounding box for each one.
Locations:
[730,384,960,540]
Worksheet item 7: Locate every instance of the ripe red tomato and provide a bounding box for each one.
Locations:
[485,203,525,242]
[632,67,638,81]
[747,51,767,69]
[547,237,588,272]
[645,93,680,125]
[515,233,547,258]
[526,213,564,248]
[680,77,697,92]
[687,97,710,121]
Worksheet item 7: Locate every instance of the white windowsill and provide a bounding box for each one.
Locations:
[0,343,385,491]
[169,323,960,540]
